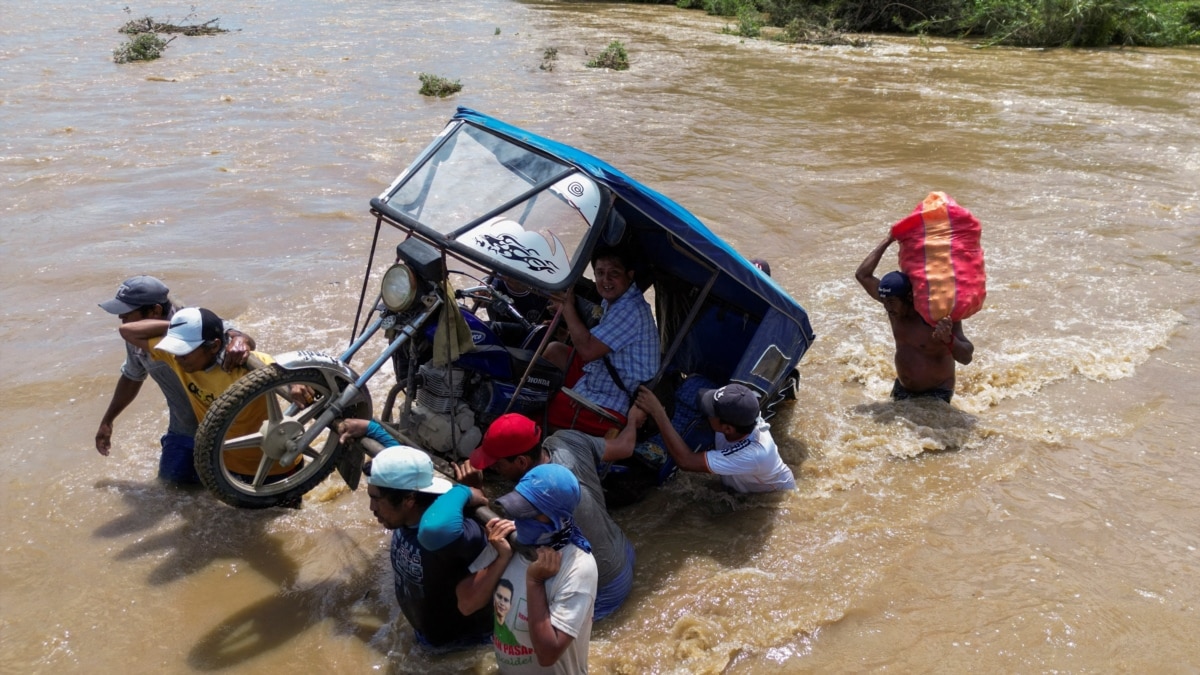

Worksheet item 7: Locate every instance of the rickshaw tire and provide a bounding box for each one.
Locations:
[194,365,368,510]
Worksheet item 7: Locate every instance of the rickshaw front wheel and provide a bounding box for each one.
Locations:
[194,365,371,509]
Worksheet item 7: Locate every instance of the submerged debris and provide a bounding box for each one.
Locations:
[119,16,227,36]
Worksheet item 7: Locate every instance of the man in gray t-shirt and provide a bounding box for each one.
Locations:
[95,275,252,483]
[466,412,642,620]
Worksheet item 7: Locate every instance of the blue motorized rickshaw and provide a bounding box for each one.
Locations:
[194,108,815,509]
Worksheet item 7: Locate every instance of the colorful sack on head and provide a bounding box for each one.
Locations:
[889,192,986,325]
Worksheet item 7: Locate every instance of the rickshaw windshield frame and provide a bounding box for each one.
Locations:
[372,120,607,291]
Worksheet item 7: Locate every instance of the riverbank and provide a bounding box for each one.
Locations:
[658,0,1200,47]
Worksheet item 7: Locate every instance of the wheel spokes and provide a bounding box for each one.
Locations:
[250,455,275,488]
[264,386,287,423]
[221,431,266,452]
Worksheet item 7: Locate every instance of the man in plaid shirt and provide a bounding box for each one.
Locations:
[545,248,659,434]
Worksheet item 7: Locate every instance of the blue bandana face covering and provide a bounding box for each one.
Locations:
[514,516,593,553]
[515,517,569,548]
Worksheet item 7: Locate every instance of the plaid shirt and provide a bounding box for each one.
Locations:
[574,284,660,412]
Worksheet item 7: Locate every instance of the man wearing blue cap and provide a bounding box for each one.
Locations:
[96,276,254,483]
[856,235,974,402]
[362,443,493,651]
[636,383,795,493]
[457,464,598,673]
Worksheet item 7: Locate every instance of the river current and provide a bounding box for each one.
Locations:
[2,0,1198,672]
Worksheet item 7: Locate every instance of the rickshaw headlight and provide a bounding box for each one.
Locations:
[381,263,417,311]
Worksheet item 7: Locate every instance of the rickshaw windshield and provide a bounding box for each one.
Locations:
[380,123,600,285]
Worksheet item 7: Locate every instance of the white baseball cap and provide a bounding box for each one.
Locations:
[156,307,223,356]
[367,445,452,494]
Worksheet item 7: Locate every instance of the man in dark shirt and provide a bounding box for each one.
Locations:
[362,439,492,651]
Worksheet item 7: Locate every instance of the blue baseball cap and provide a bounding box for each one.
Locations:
[494,463,580,521]
[877,271,912,299]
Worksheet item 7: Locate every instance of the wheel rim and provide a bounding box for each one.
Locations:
[214,379,340,497]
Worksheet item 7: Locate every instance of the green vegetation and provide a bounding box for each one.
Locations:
[418,73,463,97]
[113,32,172,63]
[726,5,765,36]
[541,47,560,71]
[950,0,1200,46]
[586,40,631,69]
[656,0,1200,46]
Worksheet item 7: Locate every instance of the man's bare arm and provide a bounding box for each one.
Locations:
[601,404,646,462]
[551,289,611,362]
[118,319,170,351]
[855,235,895,301]
[95,375,144,455]
[950,321,973,365]
[526,547,574,667]
[456,518,515,615]
[635,387,709,474]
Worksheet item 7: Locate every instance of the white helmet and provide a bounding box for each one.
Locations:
[549,173,600,226]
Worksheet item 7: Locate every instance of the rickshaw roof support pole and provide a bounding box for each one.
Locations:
[503,305,565,416]
[439,251,459,455]
[654,268,720,390]
[351,216,385,344]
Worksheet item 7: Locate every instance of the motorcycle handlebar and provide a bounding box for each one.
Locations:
[453,285,533,331]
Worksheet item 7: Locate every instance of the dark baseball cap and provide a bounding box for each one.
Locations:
[750,259,771,277]
[698,383,761,427]
[100,275,170,314]
[877,271,912,299]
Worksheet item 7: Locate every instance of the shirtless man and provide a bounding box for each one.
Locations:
[856,235,974,402]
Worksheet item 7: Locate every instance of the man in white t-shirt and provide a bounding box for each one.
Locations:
[455,464,598,673]
[636,382,795,493]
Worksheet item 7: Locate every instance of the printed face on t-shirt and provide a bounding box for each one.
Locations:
[494,583,513,624]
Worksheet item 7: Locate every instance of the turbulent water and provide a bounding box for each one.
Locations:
[2,0,1198,672]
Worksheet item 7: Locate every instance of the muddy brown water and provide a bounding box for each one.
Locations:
[2,0,1198,672]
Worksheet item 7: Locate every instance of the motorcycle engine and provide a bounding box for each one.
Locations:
[409,364,483,459]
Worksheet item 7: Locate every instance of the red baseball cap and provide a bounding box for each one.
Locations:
[469,414,542,470]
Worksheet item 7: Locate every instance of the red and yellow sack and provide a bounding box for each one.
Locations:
[890,192,986,325]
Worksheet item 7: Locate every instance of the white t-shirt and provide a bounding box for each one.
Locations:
[704,419,796,493]
[471,544,598,674]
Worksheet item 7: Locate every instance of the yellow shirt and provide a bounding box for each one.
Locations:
[150,340,294,476]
